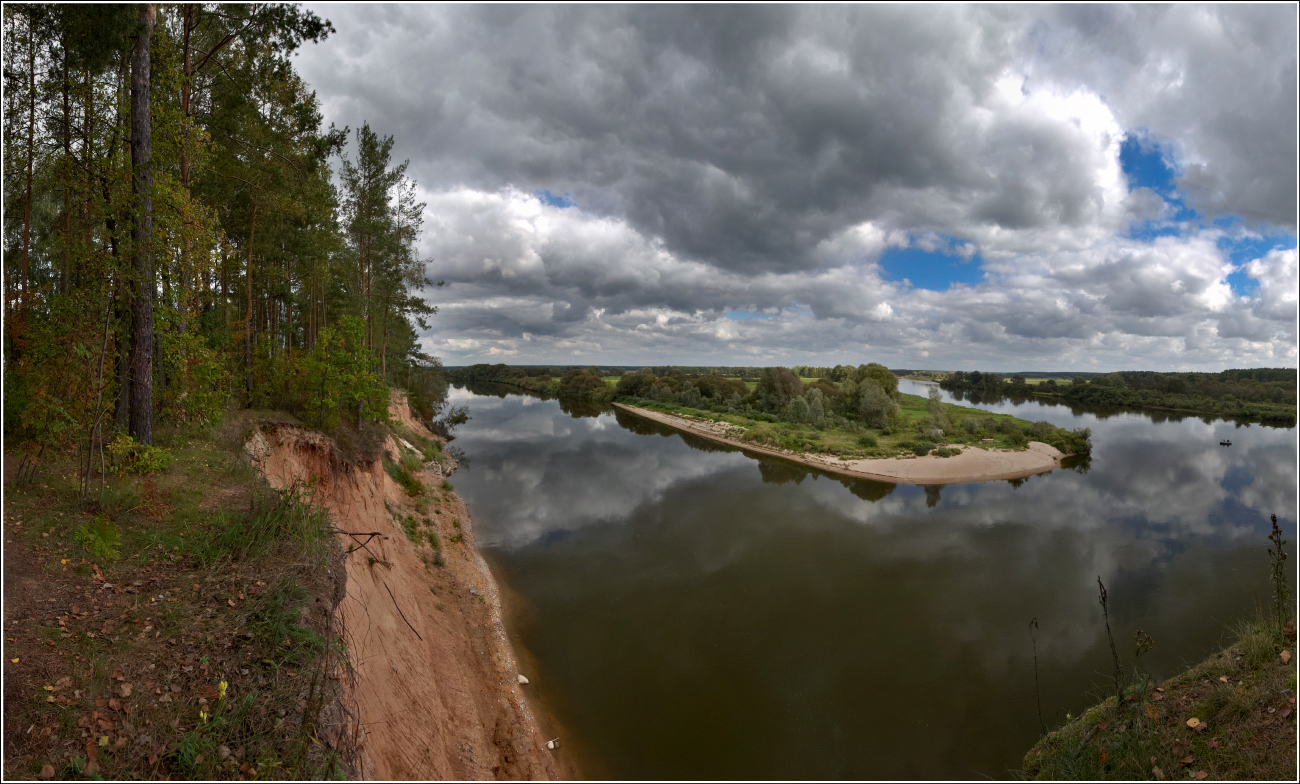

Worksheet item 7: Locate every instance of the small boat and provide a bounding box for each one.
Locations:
[1219,440,1232,446]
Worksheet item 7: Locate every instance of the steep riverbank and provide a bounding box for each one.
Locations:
[245,395,564,780]
[613,403,1064,484]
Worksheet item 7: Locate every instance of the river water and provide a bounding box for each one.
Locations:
[447,379,1296,780]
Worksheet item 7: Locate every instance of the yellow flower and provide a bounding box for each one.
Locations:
[200,709,208,724]
[217,681,228,699]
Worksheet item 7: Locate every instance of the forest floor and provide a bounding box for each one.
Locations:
[2,395,564,780]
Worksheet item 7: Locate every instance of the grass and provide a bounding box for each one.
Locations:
[2,416,351,781]
[383,454,425,497]
[1022,615,1297,780]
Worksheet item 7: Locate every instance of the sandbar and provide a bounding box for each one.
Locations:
[613,402,1064,485]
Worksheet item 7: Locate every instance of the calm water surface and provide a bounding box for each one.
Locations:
[448,380,1296,780]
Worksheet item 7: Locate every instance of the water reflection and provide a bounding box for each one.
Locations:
[447,382,1296,780]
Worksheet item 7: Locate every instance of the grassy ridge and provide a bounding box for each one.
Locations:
[1023,617,1297,780]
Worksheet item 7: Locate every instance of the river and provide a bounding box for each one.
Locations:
[445,378,1296,780]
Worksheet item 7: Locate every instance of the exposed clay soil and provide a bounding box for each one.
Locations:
[245,395,565,780]
[614,402,1064,485]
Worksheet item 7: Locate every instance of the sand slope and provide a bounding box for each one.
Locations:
[614,403,1063,485]
[246,394,562,780]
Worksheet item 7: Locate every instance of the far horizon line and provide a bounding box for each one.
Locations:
[438,363,1297,375]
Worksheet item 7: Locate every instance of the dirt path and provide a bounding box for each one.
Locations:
[245,396,564,780]
[614,403,1063,485]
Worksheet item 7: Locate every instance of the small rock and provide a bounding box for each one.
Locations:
[469,588,479,596]
[517,674,529,685]
[545,738,560,750]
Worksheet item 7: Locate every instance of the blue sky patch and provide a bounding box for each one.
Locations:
[878,239,984,291]
[1120,130,1199,241]
[1119,132,1178,194]
[1217,227,1297,296]
[536,189,576,208]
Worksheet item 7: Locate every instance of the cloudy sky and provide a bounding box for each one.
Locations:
[296,4,1297,371]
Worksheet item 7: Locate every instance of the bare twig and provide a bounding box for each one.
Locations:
[383,581,422,641]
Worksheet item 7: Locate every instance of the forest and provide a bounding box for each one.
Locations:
[939,368,1297,425]
[3,4,447,485]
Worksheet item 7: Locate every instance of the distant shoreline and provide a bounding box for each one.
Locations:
[612,403,1064,486]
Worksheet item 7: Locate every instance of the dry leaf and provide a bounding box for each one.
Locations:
[227,599,236,608]
[1146,703,1159,718]
[1207,737,1219,749]
[1180,755,1196,766]
[1152,765,1166,780]
[108,698,120,711]
[112,669,125,681]
[119,683,132,697]
[1280,704,1293,719]
[1186,717,1202,728]
[1194,771,1207,780]
[38,764,54,779]
[9,658,17,664]
[1194,720,1208,732]
[1218,675,1229,682]
[1281,650,1291,664]
[1097,720,1108,730]
[1099,752,1108,765]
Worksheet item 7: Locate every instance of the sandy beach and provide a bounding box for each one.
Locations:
[614,403,1064,485]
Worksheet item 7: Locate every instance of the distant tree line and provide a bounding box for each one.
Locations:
[939,369,1297,425]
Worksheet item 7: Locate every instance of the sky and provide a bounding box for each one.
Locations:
[295,4,1298,371]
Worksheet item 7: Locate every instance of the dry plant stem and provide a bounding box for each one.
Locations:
[1031,617,1046,735]
[1097,575,1124,704]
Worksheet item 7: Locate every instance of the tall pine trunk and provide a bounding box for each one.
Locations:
[128,4,156,445]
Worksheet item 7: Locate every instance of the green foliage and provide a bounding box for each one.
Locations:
[75,517,121,562]
[913,440,935,456]
[107,433,174,474]
[383,455,423,497]
[857,433,878,448]
[303,316,388,429]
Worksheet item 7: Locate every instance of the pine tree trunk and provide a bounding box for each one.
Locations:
[245,204,257,398]
[128,4,156,445]
[21,11,35,303]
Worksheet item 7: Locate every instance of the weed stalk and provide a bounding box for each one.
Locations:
[1097,576,1123,704]
[1030,617,1046,735]
[1268,513,1290,631]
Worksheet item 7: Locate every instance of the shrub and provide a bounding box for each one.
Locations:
[857,433,878,448]
[914,441,934,456]
[107,433,174,475]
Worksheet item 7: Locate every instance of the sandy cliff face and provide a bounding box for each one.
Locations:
[245,397,562,780]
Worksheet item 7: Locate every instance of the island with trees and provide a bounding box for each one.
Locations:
[449,363,1093,483]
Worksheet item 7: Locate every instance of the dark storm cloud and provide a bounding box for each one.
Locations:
[296,4,1297,369]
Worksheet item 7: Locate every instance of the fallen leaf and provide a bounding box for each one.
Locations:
[1186,717,1202,728]
[1180,755,1195,766]
[1208,737,1219,749]
[114,735,127,749]
[1118,724,1127,732]
[1152,765,1166,780]
[1147,704,1159,718]
[108,698,120,711]
[1194,720,1208,732]
[1281,650,1291,664]
[1099,751,1108,765]
[238,591,244,600]
[1097,720,1108,730]
[112,669,125,681]
[10,658,19,663]
[227,599,236,608]
[38,764,54,779]
[1281,704,1293,719]
[98,735,108,747]
[119,683,132,697]
[1194,771,1207,780]
[1218,675,1229,682]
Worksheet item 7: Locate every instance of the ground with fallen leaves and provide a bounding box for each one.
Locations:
[1023,618,1298,780]
[3,412,351,780]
